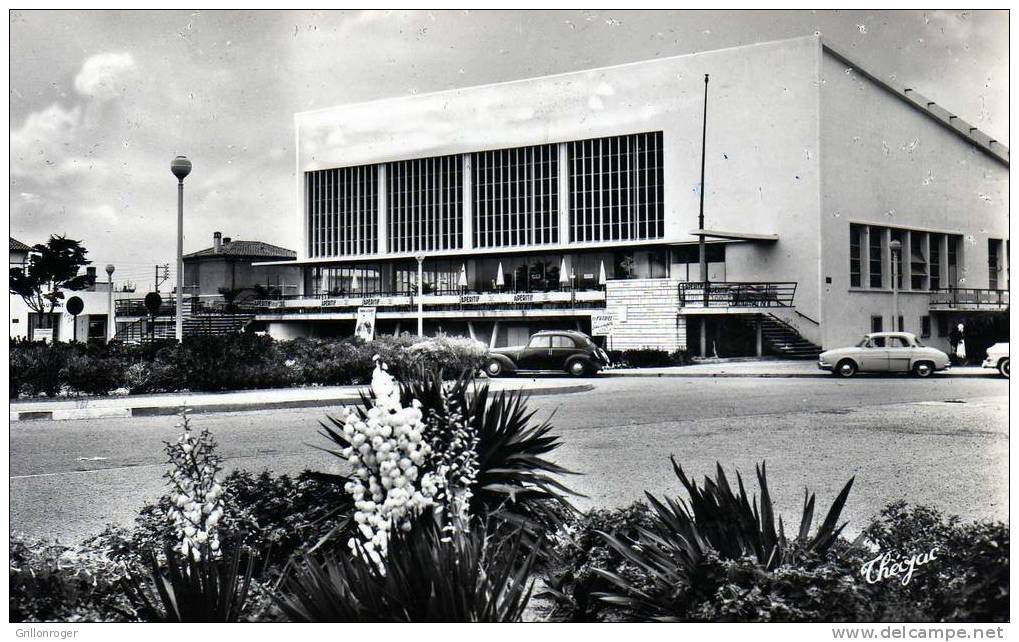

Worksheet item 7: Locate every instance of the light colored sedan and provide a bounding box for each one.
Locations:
[818,332,951,378]
[982,342,1009,378]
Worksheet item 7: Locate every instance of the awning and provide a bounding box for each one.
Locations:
[689,229,779,242]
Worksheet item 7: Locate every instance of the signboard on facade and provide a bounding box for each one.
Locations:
[33,328,53,343]
[590,312,614,336]
[355,307,377,342]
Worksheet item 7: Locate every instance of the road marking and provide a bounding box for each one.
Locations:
[10,449,322,480]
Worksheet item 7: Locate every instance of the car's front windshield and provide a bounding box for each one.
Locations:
[856,337,870,347]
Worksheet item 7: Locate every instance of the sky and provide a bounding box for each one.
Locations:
[8,9,1008,292]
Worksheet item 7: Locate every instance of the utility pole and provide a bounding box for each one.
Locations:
[154,263,169,292]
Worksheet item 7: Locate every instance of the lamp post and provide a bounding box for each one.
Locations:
[415,254,425,337]
[171,155,192,342]
[105,264,115,342]
[890,239,902,331]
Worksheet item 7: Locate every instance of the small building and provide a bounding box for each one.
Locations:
[9,237,32,339]
[182,232,300,299]
[10,237,127,342]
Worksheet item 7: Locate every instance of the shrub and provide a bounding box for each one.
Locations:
[280,337,375,385]
[61,349,126,396]
[172,334,294,391]
[277,518,538,622]
[400,335,488,379]
[608,348,690,368]
[542,501,658,622]
[11,340,68,398]
[592,459,853,621]
[123,544,254,623]
[9,533,140,622]
[859,502,1009,622]
[128,469,354,579]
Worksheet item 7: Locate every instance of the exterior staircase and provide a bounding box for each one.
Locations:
[759,313,822,359]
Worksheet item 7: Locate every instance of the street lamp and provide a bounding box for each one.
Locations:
[889,239,902,332]
[105,264,115,342]
[171,155,192,342]
[415,254,425,337]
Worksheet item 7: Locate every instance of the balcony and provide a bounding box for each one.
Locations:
[678,281,797,310]
[246,287,607,318]
[929,288,1009,312]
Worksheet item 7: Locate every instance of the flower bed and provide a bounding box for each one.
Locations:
[8,363,1009,623]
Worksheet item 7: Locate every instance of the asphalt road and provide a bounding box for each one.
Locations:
[10,374,1009,544]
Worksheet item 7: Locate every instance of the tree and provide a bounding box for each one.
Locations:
[9,235,92,315]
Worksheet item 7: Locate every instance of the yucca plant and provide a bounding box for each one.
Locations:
[316,367,579,538]
[594,458,854,621]
[276,517,538,622]
[123,543,254,622]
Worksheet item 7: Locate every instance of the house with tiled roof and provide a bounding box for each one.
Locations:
[10,236,32,267]
[182,232,300,297]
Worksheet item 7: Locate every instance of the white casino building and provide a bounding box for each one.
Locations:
[253,35,1009,357]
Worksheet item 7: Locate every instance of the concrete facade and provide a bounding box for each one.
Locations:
[263,36,1007,355]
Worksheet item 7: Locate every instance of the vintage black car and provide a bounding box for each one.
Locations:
[484,330,610,377]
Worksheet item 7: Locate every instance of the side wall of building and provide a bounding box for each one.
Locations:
[818,48,1009,351]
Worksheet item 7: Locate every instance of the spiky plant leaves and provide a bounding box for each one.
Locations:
[314,366,579,544]
[593,458,855,620]
[123,543,254,622]
[276,518,538,622]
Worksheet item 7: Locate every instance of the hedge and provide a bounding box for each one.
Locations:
[9,333,489,399]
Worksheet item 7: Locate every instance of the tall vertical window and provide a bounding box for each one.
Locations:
[849,224,862,287]
[472,144,558,248]
[568,131,664,243]
[988,238,1002,289]
[306,165,378,258]
[869,227,884,288]
[929,233,942,290]
[947,235,959,287]
[387,155,463,254]
[910,233,927,290]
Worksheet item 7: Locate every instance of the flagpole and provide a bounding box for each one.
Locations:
[698,74,709,305]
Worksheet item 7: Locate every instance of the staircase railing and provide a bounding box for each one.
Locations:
[678,281,797,308]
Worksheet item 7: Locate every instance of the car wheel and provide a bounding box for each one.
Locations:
[912,361,934,378]
[566,359,589,377]
[834,359,856,378]
[485,359,504,378]
[999,358,1010,378]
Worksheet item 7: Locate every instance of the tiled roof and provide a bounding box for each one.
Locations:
[183,240,297,260]
[10,237,32,252]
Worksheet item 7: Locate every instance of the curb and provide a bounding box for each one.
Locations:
[9,383,594,423]
[603,372,826,379]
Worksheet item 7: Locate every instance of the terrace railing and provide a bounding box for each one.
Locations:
[678,281,797,308]
[929,287,1009,311]
[245,287,607,314]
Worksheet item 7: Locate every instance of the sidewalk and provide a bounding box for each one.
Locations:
[604,358,997,379]
[9,379,593,422]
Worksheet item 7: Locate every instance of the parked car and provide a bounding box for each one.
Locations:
[818,332,951,378]
[982,342,1009,378]
[485,330,610,377]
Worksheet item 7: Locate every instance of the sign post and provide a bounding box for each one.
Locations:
[66,296,84,343]
[144,292,163,342]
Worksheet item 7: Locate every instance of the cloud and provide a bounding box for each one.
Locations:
[74,52,137,100]
[9,103,83,178]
